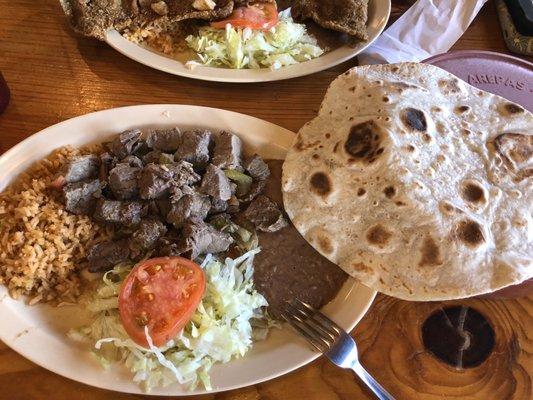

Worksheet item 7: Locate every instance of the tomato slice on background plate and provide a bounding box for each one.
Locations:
[211,2,279,30]
[118,257,206,348]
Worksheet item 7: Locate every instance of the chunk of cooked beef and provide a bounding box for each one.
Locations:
[99,152,116,185]
[209,197,228,214]
[132,139,151,157]
[62,179,101,215]
[142,150,162,165]
[291,0,368,40]
[120,155,143,168]
[229,181,237,195]
[93,198,144,226]
[243,154,270,181]
[130,218,167,258]
[111,129,142,159]
[61,155,100,183]
[155,198,172,219]
[244,195,288,232]
[169,184,195,201]
[200,164,232,201]
[175,129,212,169]
[138,162,200,199]
[227,195,240,214]
[212,131,243,170]
[179,217,234,259]
[166,191,211,228]
[147,200,160,216]
[87,239,131,272]
[240,179,266,202]
[208,212,232,230]
[154,233,182,257]
[108,164,140,200]
[165,161,201,187]
[146,128,182,152]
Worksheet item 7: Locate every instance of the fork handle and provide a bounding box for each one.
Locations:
[350,362,396,400]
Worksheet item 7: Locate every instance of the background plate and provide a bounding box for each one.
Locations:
[105,1,391,83]
[425,50,533,112]
[0,105,376,395]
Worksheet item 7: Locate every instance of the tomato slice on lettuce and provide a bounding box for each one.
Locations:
[118,257,205,348]
[211,2,278,30]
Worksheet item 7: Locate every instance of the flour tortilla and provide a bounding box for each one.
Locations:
[282,62,532,301]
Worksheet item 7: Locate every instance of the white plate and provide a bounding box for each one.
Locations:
[105,1,391,83]
[0,105,376,395]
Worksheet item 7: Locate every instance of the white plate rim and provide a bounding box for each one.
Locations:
[104,0,391,83]
[0,104,377,395]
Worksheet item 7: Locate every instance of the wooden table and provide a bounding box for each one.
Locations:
[0,1,531,399]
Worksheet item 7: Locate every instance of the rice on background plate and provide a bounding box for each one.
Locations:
[0,146,110,305]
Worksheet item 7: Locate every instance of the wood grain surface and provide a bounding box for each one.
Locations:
[0,1,531,399]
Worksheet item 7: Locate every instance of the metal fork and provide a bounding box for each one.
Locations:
[282,299,395,400]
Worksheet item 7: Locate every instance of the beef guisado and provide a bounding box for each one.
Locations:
[52,127,347,318]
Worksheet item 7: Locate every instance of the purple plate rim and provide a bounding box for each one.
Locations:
[423,49,533,69]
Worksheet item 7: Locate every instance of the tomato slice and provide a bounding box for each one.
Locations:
[118,257,205,348]
[210,3,278,30]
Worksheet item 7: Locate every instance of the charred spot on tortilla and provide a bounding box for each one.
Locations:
[366,224,392,248]
[351,262,372,273]
[391,81,420,93]
[461,181,486,204]
[293,134,305,152]
[438,78,462,94]
[294,138,321,153]
[357,188,366,196]
[455,105,470,114]
[422,133,432,142]
[439,201,462,216]
[493,133,532,173]
[317,234,334,254]
[502,103,524,115]
[436,122,447,136]
[309,172,331,196]
[383,186,395,198]
[401,108,427,132]
[418,236,443,267]
[382,96,390,103]
[457,220,485,247]
[344,121,383,163]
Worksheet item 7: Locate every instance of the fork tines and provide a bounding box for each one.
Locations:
[281,299,341,353]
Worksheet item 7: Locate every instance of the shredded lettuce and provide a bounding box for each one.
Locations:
[185,10,324,70]
[69,249,271,392]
